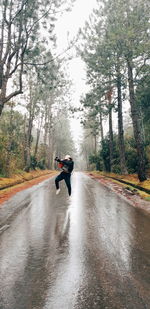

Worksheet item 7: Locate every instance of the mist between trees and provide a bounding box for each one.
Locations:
[77,0,150,182]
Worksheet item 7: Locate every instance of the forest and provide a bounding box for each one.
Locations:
[0,0,150,182]
[78,0,150,182]
[0,0,76,177]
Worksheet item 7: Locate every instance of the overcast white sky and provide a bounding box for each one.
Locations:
[55,0,97,150]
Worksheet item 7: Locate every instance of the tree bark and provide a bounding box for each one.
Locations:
[94,134,97,155]
[34,128,40,158]
[34,113,43,158]
[0,101,4,116]
[116,58,128,174]
[24,84,35,171]
[47,104,53,169]
[107,90,113,172]
[127,57,147,181]
[5,103,14,176]
[99,110,104,142]
[109,107,113,172]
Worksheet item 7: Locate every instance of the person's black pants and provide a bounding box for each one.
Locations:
[55,172,71,196]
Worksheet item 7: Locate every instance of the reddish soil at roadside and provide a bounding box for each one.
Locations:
[0,172,57,206]
[88,173,150,215]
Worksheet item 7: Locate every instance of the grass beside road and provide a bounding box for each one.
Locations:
[0,169,58,205]
[87,171,150,201]
[0,169,57,190]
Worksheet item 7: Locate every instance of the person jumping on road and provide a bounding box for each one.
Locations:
[55,155,74,196]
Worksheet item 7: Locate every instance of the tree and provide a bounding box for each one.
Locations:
[24,72,40,171]
[80,91,104,153]
[78,0,149,180]
[136,73,150,143]
[115,56,128,174]
[0,107,25,176]
[0,0,75,115]
[104,0,149,180]
[80,128,98,170]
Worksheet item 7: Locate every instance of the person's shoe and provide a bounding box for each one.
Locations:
[56,189,60,195]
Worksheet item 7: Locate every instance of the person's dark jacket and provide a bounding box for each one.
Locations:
[55,157,74,173]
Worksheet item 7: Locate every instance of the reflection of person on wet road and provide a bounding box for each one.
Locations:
[55,155,74,196]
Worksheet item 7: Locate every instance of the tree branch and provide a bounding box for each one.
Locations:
[27,1,53,35]
[4,41,25,104]
[24,38,78,66]
[135,57,149,80]
[2,1,13,64]
[3,89,23,103]
[4,61,23,103]
[12,0,29,22]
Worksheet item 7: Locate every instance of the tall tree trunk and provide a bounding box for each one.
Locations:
[99,109,105,171]
[47,133,52,169]
[24,106,34,171]
[43,105,48,163]
[34,114,43,158]
[47,126,52,169]
[34,128,40,158]
[94,134,97,154]
[127,57,147,181]
[47,106,53,169]
[5,103,14,176]
[107,88,113,172]
[109,105,113,172]
[23,115,28,165]
[25,144,31,172]
[0,85,6,116]
[116,58,128,174]
[50,131,56,170]
[0,101,4,116]
[99,110,104,142]
[25,115,33,171]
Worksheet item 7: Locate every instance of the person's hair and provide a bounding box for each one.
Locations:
[65,154,71,160]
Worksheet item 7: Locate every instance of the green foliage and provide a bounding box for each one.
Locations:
[37,159,46,170]
[136,74,150,142]
[125,149,138,173]
[100,138,111,172]
[30,156,38,170]
[88,134,146,175]
[89,154,102,171]
[100,136,121,173]
[0,110,25,176]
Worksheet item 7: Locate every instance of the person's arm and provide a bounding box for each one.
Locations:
[60,159,72,167]
[54,157,61,162]
[55,158,73,170]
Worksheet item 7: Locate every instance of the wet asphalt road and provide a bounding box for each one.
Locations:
[0,172,150,309]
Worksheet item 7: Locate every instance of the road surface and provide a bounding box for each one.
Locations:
[0,172,150,309]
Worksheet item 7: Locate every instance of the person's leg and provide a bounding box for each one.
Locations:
[64,174,71,196]
[55,173,64,190]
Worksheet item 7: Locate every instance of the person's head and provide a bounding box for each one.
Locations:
[65,155,72,160]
